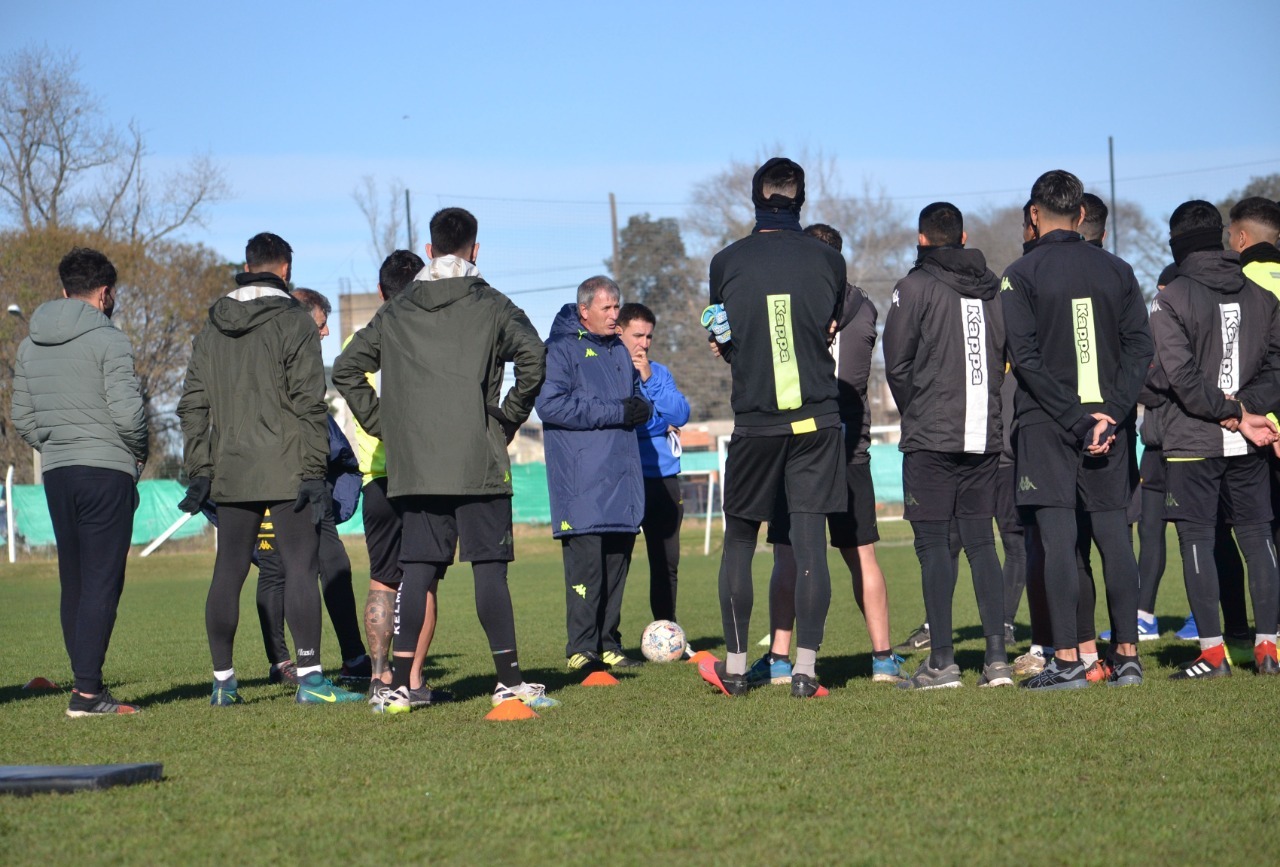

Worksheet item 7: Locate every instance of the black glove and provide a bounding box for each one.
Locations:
[486,404,519,444]
[621,396,653,429]
[293,478,329,526]
[178,477,212,515]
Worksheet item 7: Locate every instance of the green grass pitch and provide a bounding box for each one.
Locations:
[0,521,1277,863]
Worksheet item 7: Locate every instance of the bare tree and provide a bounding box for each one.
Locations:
[353,175,418,265]
[964,202,1027,278]
[0,47,228,243]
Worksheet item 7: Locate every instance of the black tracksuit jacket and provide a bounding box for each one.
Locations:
[1000,230,1153,436]
[883,246,1005,454]
[835,284,877,464]
[1145,250,1280,458]
[709,230,845,429]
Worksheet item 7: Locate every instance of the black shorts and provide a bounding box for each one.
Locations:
[901,450,999,522]
[722,427,844,522]
[1014,421,1135,512]
[767,460,880,548]
[396,495,514,565]
[362,477,401,583]
[1164,454,1272,526]
[1139,446,1165,493]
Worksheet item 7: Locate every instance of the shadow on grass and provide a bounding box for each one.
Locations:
[0,683,67,706]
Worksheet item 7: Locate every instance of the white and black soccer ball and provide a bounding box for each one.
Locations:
[640,620,686,663]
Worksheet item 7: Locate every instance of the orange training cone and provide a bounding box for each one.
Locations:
[687,650,717,666]
[23,677,60,690]
[582,670,619,687]
[485,699,539,721]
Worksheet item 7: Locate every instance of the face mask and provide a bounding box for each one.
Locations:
[102,289,115,319]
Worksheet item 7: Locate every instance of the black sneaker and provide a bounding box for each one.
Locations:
[1169,652,1231,680]
[66,688,140,718]
[268,661,299,685]
[567,651,608,673]
[408,684,455,707]
[1108,656,1143,687]
[698,659,751,696]
[790,673,829,698]
[1019,657,1089,691]
[339,656,373,683]
[1003,622,1017,646]
[893,623,931,655]
[600,650,644,669]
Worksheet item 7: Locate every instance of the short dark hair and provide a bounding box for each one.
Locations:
[58,247,117,298]
[617,302,655,328]
[1158,264,1179,287]
[1030,170,1085,218]
[245,232,293,270]
[1169,199,1222,237]
[760,161,800,199]
[379,249,424,298]
[918,202,964,246]
[1229,196,1280,234]
[804,223,843,251]
[1022,200,1033,228]
[1080,193,1108,242]
[429,207,478,257]
[290,288,331,317]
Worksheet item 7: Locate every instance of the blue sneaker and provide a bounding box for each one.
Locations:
[296,671,364,704]
[1101,615,1161,643]
[871,653,908,683]
[210,677,243,707]
[1176,612,1199,641]
[746,654,792,685]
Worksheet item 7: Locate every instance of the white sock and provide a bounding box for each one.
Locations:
[1137,610,1155,622]
[726,652,747,676]
[1029,644,1046,656]
[1081,652,1099,666]
[214,668,235,682]
[1199,636,1224,651]
[297,665,322,677]
[794,648,817,678]
[1256,634,1277,646]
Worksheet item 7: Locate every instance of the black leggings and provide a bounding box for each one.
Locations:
[1178,521,1278,639]
[1136,486,1167,612]
[207,502,322,671]
[913,518,1004,667]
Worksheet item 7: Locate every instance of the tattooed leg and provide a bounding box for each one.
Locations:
[364,582,397,684]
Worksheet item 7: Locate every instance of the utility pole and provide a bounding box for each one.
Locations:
[1108,136,1119,257]
[405,188,414,251]
[609,192,620,274]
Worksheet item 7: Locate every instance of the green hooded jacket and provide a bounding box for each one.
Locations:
[332,275,545,498]
[177,290,328,502]
[11,298,148,478]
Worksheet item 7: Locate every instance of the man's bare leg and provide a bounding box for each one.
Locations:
[843,544,891,652]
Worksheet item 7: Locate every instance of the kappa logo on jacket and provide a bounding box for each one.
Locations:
[585,348,597,358]
[1000,277,1013,292]
[572,584,586,599]
[560,520,573,531]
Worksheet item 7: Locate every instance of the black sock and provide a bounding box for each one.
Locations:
[930,646,955,669]
[984,634,1005,663]
[770,652,789,664]
[873,649,891,660]
[390,655,413,690]
[473,560,523,686]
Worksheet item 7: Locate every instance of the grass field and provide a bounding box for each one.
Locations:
[1,520,1277,865]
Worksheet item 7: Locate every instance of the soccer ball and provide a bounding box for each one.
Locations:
[640,620,686,663]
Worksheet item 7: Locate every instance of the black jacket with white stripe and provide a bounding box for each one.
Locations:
[883,246,1004,454]
[1146,250,1280,458]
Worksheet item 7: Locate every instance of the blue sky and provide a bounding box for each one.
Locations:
[6,1,1278,359]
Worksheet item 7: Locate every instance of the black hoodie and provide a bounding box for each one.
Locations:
[883,246,1005,453]
[1146,249,1280,457]
[1000,229,1153,436]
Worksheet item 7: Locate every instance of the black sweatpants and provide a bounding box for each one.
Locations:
[642,475,683,622]
[1136,486,1167,612]
[43,466,137,694]
[207,501,322,671]
[562,533,635,657]
[256,506,365,664]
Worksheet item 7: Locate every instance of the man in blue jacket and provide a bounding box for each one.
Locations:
[537,276,652,672]
[616,302,691,627]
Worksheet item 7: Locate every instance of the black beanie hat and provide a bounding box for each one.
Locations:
[751,157,805,213]
[1157,263,1179,287]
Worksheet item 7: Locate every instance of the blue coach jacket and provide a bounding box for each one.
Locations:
[536,303,644,538]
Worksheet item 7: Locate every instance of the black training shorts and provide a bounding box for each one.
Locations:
[1139,446,1165,493]
[722,427,844,522]
[1013,420,1135,512]
[1164,453,1272,526]
[396,494,515,564]
[767,460,880,548]
[901,450,999,522]
[362,476,402,582]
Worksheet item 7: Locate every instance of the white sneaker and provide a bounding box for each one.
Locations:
[1013,649,1046,676]
[372,685,410,714]
[493,682,560,710]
